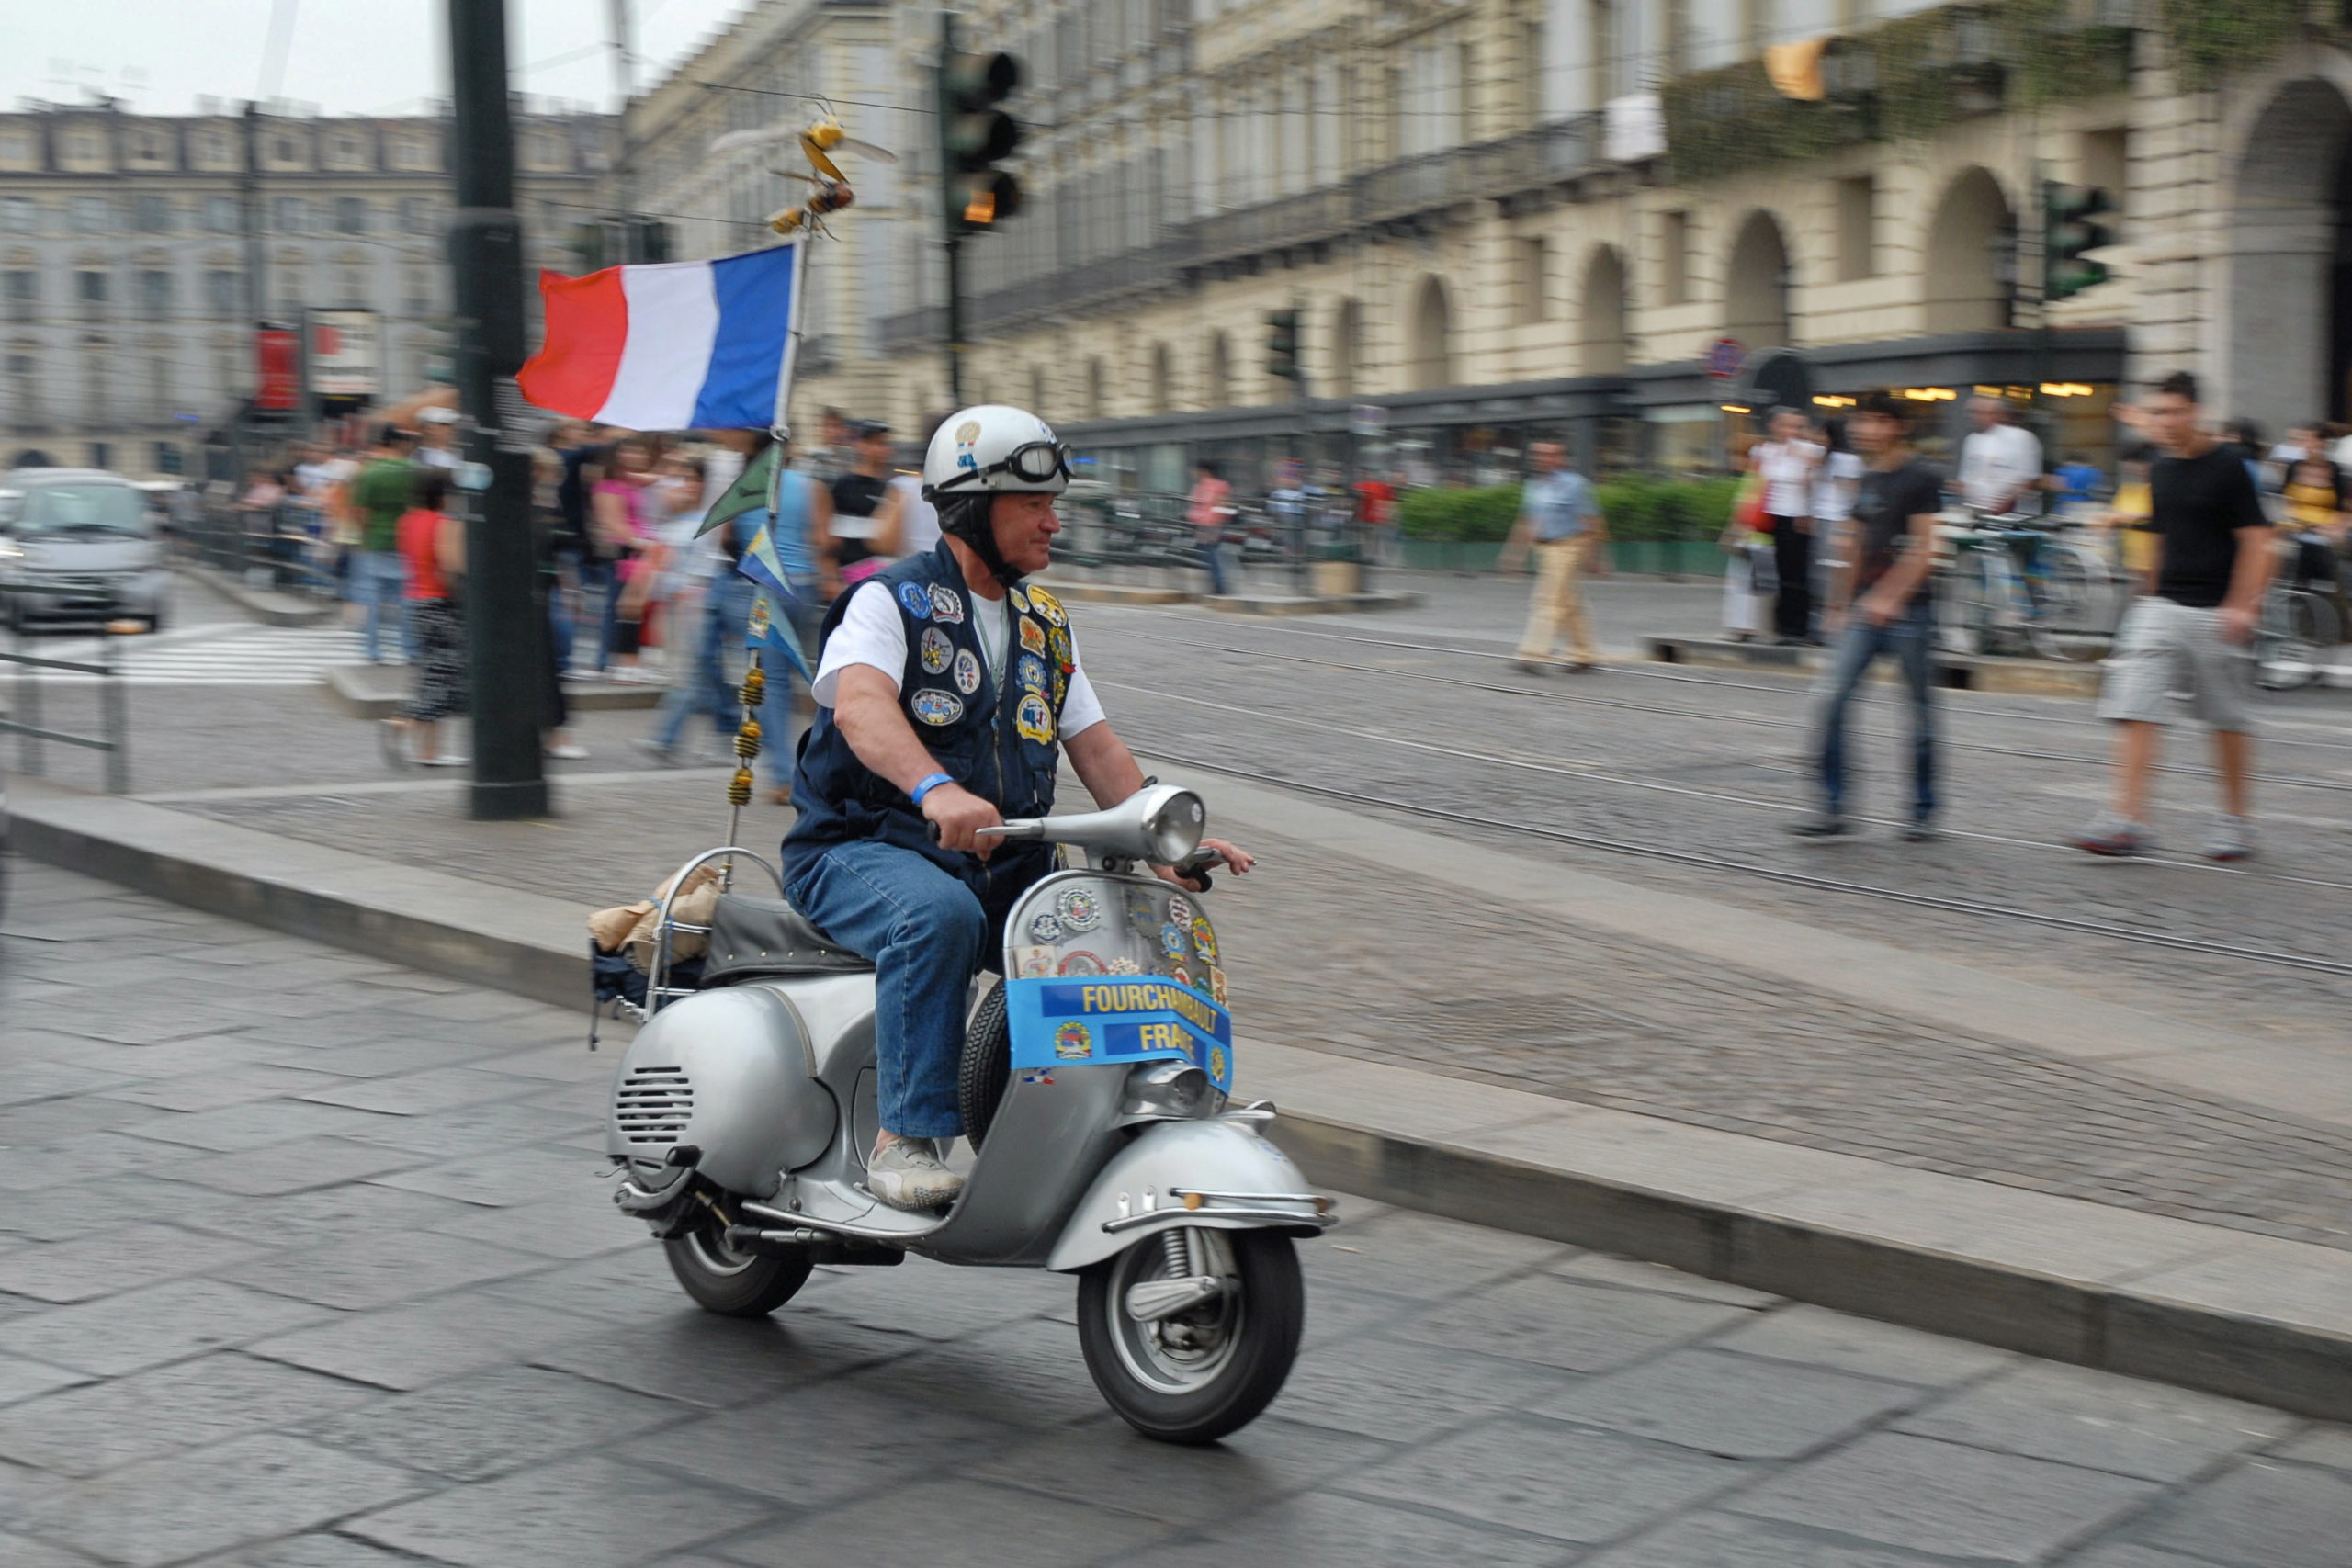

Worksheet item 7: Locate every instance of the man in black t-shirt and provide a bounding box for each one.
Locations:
[826,420,895,595]
[2075,371,2272,861]
[1792,391,1946,840]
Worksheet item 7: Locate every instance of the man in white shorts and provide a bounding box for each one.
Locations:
[2075,372,2273,861]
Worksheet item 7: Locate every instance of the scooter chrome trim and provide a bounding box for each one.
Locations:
[1102,1204,1333,1235]
[1046,1118,1325,1272]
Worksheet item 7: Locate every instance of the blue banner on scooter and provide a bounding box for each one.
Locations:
[1001,977,1234,1093]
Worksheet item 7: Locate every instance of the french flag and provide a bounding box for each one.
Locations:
[518,243,800,433]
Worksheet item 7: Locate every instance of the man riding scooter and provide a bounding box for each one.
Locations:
[783,404,1254,1211]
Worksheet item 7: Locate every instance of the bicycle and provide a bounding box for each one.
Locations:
[2253,581,2343,691]
[1936,510,2118,660]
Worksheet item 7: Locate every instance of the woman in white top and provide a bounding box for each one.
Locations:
[1750,408,1823,644]
[1810,414,1866,582]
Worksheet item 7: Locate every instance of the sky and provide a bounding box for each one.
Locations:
[6,0,751,118]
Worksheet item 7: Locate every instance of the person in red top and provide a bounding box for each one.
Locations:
[383,467,469,768]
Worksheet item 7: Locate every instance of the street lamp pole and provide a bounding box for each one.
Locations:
[445,0,549,820]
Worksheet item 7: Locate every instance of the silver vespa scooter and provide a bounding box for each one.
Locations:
[604,784,1336,1444]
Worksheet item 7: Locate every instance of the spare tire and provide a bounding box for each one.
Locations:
[957,980,1012,1148]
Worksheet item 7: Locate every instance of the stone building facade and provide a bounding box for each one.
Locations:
[755,0,2340,496]
[0,98,611,478]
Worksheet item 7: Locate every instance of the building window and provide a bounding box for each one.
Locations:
[334,197,368,234]
[133,195,174,233]
[402,270,430,316]
[137,271,173,320]
[273,136,297,162]
[399,197,435,235]
[334,268,363,306]
[205,270,242,316]
[0,197,33,233]
[155,441,184,475]
[202,195,238,233]
[72,196,111,233]
[76,271,108,306]
[87,442,109,471]
[1515,236,1549,323]
[1660,209,1692,305]
[0,130,29,162]
[2081,126,2129,210]
[274,197,308,233]
[1836,175,1875,281]
[3,271,33,321]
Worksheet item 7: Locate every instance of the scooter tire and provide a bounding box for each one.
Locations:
[958,980,1012,1150]
[663,1218,813,1318]
[1077,1229,1304,1445]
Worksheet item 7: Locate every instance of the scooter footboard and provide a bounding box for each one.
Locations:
[1046,1118,1335,1273]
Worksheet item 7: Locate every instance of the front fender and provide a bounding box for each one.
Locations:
[1046,1117,1334,1272]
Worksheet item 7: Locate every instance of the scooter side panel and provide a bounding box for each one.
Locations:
[916,1066,1133,1267]
[607,987,837,1199]
[1045,1119,1324,1272]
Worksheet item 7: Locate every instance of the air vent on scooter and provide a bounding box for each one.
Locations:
[615,1066,693,1145]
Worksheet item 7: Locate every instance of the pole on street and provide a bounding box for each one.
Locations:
[446,0,549,820]
[937,7,966,406]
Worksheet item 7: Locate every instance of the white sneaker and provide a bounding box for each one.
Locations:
[867,1137,963,1211]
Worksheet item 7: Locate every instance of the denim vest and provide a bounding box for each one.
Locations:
[784,543,1075,895]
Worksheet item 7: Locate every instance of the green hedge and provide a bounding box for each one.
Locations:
[1396,477,1742,544]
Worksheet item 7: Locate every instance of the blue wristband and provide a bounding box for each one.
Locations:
[910,772,954,806]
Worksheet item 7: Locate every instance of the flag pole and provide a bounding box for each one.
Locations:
[727,234,816,856]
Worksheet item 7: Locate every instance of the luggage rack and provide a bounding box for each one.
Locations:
[596,846,785,1039]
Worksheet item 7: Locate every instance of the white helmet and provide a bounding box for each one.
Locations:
[922,404,1073,501]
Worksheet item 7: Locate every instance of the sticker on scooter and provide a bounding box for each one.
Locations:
[1054,886,1103,931]
[1054,1019,1094,1059]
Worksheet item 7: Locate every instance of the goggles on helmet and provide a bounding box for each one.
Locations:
[933,438,1074,492]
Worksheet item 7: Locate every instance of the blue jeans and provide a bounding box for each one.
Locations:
[1814,604,1939,820]
[356,551,412,664]
[1201,536,1231,596]
[785,840,1023,1139]
[653,579,752,752]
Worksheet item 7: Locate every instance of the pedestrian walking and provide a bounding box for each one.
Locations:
[1957,394,2043,516]
[382,467,468,768]
[1718,466,1771,642]
[2074,371,2273,861]
[594,435,662,682]
[1752,409,1822,644]
[827,420,900,591]
[1811,416,1865,615]
[1791,391,1944,840]
[348,424,420,665]
[1189,460,1237,596]
[1501,439,1608,673]
[884,415,944,559]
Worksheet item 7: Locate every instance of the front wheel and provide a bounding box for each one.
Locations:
[662,1208,813,1318]
[1077,1226,1303,1445]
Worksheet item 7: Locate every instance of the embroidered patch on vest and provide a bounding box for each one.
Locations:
[919,626,952,674]
[1014,689,1056,744]
[1008,586,1031,615]
[1048,624,1073,671]
[1018,616,1046,656]
[952,648,983,695]
[910,688,964,726]
[897,582,933,621]
[1016,652,1048,693]
[928,584,965,624]
[1028,586,1067,627]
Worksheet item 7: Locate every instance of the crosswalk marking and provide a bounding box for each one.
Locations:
[4,624,370,686]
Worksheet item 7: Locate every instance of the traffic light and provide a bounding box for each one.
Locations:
[1266,309,1300,380]
[2044,182,2114,301]
[940,51,1023,231]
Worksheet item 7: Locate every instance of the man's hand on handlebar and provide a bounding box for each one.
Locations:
[922,783,1005,859]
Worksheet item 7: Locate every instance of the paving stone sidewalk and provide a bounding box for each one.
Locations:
[4,860,2351,1568]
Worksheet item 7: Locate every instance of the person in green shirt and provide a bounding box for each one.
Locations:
[350,424,420,664]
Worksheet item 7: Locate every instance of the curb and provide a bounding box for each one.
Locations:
[16,784,2352,1424]
[320,666,662,719]
[172,562,337,627]
[1205,590,1426,617]
[1644,634,2103,696]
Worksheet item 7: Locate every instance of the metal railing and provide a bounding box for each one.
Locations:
[178,496,339,600]
[1,592,130,794]
[1054,493,1374,599]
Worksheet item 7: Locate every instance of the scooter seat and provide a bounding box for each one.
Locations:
[699,892,875,983]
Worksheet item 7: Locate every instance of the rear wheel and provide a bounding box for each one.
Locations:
[662,1206,813,1318]
[1077,1226,1304,1444]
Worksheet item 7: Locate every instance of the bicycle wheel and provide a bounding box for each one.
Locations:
[1938,552,1996,655]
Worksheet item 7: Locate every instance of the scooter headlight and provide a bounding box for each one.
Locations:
[1144,788,1205,865]
[1122,1060,1217,1120]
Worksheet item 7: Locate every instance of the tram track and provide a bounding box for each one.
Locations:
[1114,609,2352,757]
[1096,679,2352,900]
[1112,622,2352,795]
[1121,740,2352,982]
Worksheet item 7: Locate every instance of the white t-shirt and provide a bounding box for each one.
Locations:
[813,579,1106,739]
[1958,423,2042,512]
[1756,441,1821,517]
[890,474,940,557]
[1811,450,1866,524]
[417,446,461,471]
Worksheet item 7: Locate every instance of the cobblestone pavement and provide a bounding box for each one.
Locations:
[3,861,2349,1568]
